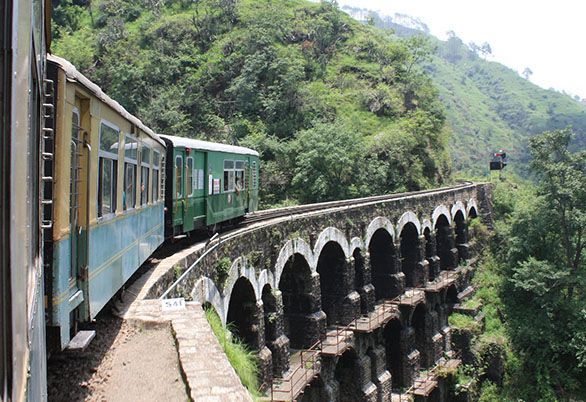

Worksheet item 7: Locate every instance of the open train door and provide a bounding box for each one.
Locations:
[69,96,92,327]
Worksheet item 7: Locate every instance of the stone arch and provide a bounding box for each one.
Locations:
[432,204,452,228]
[223,257,260,304]
[257,269,275,296]
[226,276,260,349]
[349,237,365,256]
[365,216,396,249]
[278,253,323,349]
[368,227,398,300]
[399,222,422,288]
[275,238,315,286]
[397,211,422,236]
[454,209,468,262]
[467,198,478,219]
[313,227,350,260]
[384,318,404,389]
[421,218,433,234]
[334,348,362,400]
[316,241,351,325]
[435,214,453,270]
[192,276,225,324]
[412,303,429,368]
[451,200,467,221]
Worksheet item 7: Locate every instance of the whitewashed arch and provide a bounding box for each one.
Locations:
[421,218,433,233]
[192,276,225,325]
[397,211,422,236]
[467,198,479,218]
[432,205,452,227]
[365,216,396,248]
[274,238,315,287]
[222,257,260,303]
[349,237,365,255]
[257,269,276,295]
[451,200,467,221]
[313,227,350,260]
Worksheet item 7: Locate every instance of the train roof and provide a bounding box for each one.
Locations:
[158,134,259,157]
[47,54,164,147]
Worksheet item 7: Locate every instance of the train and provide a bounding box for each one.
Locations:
[2,1,260,398]
[44,55,260,352]
[2,0,50,400]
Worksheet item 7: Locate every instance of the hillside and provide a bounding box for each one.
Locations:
[51,0,452,206]
[343,6,586,176]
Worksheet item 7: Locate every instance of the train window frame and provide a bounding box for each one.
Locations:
[235,160,246,191]
[97,120,120,220]
[153,151,161,202]
[186,156,194,197]
[223,159,235,192]
[140,144,151,206]
[123,135,138,211]
[175,155,183,199]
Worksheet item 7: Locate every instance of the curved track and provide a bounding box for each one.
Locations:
[244,181,475,225]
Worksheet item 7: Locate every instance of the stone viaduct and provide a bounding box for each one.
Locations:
[153,182,493,401]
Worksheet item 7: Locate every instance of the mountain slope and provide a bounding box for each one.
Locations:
[343,6,586,176]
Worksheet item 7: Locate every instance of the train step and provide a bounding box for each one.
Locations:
[67,330,96,352]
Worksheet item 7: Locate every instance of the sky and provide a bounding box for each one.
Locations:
[337,0,586,99]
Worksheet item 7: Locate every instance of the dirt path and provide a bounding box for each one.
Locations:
[48,314,187,402]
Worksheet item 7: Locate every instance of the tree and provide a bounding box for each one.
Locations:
[522,67,533,80]
[500,128,586,398]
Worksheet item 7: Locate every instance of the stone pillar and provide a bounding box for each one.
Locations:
[402,326,419,388]
[368,346,392,402]
[264,290,290,376]
[414,235,429,287]
[456,222,470,262]
[426,231,441,281]
[360,253,376,313]
[250,300,266,351]
[448,225,459,269]
[340,258,361,324]
[388,241,405,298]
[258,346,273,389]
[286,273,326,349]
[357,354,378,402]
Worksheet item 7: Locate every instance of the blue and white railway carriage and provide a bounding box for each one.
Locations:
[46,55,166,349]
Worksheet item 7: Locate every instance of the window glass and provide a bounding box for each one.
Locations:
[224,160,235,192]
[100,124,119,155]
[141,146,151,165]
[153,151,160,168]
[141,166,149,205]
[125,136,138,160]
[153,169,159,201]
[124,163,136,210]
[175,156,183,199]
[98,122,119,217]
[186,157,194,196]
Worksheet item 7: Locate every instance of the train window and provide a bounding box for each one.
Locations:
[251,161,258,190]
[175,155,183,199]
[98,122,120,217]
[235,161,245,191]
[224,160,235,192]
[123,135,138,210]
[140,145,151,205]
[153,151,160,201]
[186,157,194,196]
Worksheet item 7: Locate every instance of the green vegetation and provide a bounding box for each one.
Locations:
[449,313,480,333]
[204,306,260,396]
[459,128,586,401]
[346,7,586,177]
[51,0,451,207]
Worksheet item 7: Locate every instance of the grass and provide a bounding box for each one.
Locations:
[204,307,260,397]
[449,313,481,333]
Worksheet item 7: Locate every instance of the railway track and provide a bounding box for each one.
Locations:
[243,181,475,225]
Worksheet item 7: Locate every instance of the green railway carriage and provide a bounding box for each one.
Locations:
[159,135,260,236]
